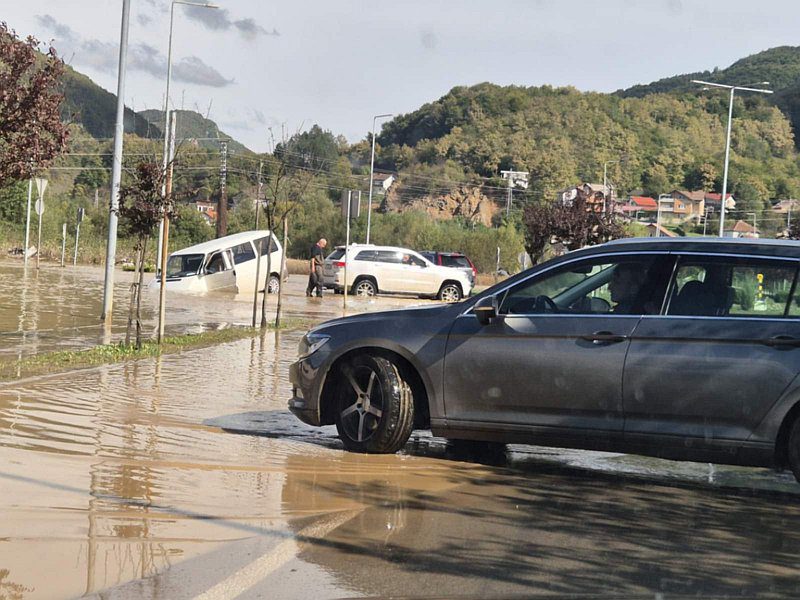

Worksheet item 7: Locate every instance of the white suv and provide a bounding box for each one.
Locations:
[322,244,473,302]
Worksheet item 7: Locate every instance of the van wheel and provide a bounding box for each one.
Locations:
[353,278,377,297]
[334,354,414,453]
[267,274,280,294]
[787,417,800,483]
[438,282,462,302]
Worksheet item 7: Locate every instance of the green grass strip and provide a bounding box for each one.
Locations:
[0,318,313,382]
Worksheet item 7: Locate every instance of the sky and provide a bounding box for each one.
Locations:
[4,0,800,151]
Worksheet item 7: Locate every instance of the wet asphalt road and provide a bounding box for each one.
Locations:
[1,261,800,599]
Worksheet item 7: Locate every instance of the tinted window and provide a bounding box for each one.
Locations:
[254,236,279,255]
[375,250,402,264]
[441,255,470,268]
[500,255,669,316]
[327,249,345,261]
[231,242,256,264]
[355,250,377,261]
[667,257,799,318]
[420,252,436,263]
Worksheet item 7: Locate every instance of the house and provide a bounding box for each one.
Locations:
[645,223,677,238]
[704,192,736,212]
[724,220,760,239]
[370,172,396,193]
[617,196,658,222]
[195,200,217,225]
[772,199,800,214]
[665,190,706,222]
[556,183,613,212]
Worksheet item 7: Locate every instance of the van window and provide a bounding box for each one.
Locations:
[166,254,203,278]
[254,236,279,255]
[232,242,256,264]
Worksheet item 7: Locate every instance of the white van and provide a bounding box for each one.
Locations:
[151,230,285,294]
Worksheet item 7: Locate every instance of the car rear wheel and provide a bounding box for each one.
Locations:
[353,278,377,297]
[267,274,280,294]
[438,282,462,302]
[333,354,414,453]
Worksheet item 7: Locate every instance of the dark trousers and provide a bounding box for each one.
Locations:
[306,266,323,296]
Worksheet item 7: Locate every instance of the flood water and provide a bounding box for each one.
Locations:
[2,260,800,598]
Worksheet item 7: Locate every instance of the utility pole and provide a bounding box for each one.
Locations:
[157,111,177,343]
[23,178,33,268]
[500,170,529,218]
[101,0,131,323]
[252,160,263,328]
[217,140,228,238]
[366,113,392,244]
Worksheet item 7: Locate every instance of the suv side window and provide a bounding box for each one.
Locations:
[375,250,402,264]
[499,255,671,316]
[355,250,376,261]
[254,237,279,255]
[667,256,799,318]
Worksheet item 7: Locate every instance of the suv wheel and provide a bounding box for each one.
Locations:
[334,354,414,453]
[353,278,377,297]
[438,282,462,302]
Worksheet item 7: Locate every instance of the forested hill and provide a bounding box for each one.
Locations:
[59,64,251,153]
[615,46,800,150]
[375,80,800,212]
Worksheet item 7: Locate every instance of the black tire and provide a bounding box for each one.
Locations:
[267,274,280,294]
[787,417,800,483]
[438,282,462,302]
[352,278,377,297]
[333,354,414,453]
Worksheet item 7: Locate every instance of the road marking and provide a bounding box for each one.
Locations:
[194,509,361,600]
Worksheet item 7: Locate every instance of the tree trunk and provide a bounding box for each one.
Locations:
[134,236,148,349]
[125,238,141,345]
[275,216,288,328]
[260,217,274,328]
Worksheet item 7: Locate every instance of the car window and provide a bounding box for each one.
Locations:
[667,257,799,318]
[355,250,377,261]
[420,252,435,262]
[375,250,402,264]
[499,255,669,316]
[254,236,279,255]
[205,252,230,274]
[231,242,256,264]
[441,255,470,268]
[402,254,426,267]
[327,248,345,261]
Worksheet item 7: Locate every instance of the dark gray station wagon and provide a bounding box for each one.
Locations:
[289,238,800,482]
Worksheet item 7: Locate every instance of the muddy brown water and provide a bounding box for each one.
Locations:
[2,260,800,598]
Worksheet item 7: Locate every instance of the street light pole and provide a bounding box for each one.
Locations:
[603,160,618,214]
[100,0,131,323]
[692,80,772,238]
[156,0,219,271]
[366,113,392,245]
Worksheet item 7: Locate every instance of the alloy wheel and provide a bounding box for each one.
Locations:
[339,365,384,442]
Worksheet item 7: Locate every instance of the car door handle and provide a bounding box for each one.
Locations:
[762,335,800,348]
[582,331,628,345]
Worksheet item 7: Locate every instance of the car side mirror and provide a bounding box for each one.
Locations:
[474,295,499,326]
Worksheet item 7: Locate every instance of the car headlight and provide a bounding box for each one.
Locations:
[298,332,330,360]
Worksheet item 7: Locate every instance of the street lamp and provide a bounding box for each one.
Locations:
[602,159,621,214]
[156,0,219,270]
[692,80,772,237]
[366,113,392,245]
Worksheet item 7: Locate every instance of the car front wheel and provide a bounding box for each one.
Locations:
[438,282,462,302]
[267,274,280,294]
[333,354,414,453]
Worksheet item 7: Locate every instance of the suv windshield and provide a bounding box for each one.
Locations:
[166,254,204,278]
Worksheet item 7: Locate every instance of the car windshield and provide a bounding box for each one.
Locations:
[166,253,204,278]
